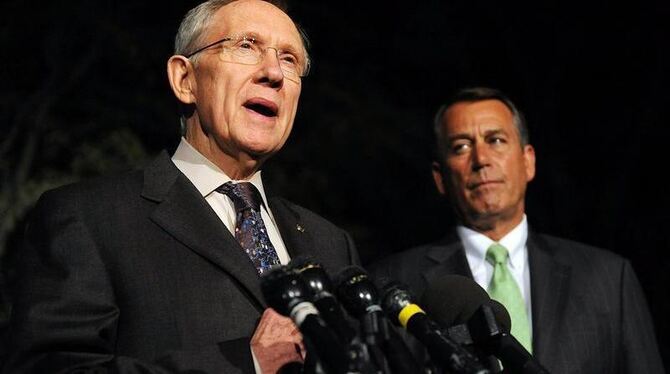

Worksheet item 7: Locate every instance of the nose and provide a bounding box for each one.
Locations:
[254,47,284,89]
[471,141,491,171]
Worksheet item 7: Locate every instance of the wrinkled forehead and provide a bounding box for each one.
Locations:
[208,0,303,51]
[443,100,515,132]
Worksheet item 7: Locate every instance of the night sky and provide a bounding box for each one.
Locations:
[3,0,669,366]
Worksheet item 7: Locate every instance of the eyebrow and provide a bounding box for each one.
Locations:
[446,133,473,143]
[237,31,303,58]
[236,31,261,41]
[446,127,507,142]
[482,128,507,137]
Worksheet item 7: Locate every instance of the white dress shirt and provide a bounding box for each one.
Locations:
[170,137,290,264]
[171,138,294,373]
[457,215,533,331]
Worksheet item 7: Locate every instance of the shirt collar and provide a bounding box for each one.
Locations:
[457,215,529,270]
[171,137,271,208]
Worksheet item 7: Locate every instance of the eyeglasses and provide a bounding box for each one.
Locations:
[185,35,309,83]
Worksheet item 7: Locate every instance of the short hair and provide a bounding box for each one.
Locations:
[433,87,530,161]
[174,0,310,70]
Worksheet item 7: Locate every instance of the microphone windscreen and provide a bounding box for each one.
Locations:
[421,274,490,327]
[488,299,512,333]
[334,265,379,317]
[287,255,316,272]
[333,265,367,287]
[288,256,335,296]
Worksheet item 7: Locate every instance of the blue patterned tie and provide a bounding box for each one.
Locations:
[216,182,280,275]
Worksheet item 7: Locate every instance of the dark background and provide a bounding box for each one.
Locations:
[1,0,668,368]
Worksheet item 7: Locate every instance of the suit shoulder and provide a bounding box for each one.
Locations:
[374,242,436,266]
[368,240,444,278]
[36,151,175,207]
[533,233,628,269]
[37,170,144,208]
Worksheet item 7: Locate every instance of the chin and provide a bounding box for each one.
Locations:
[244,144,282,158]
[240,136,282,153]
[466,199,494,213]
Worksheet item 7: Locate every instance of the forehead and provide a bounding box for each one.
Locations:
[442,99,515,134]
[208,0,302,48]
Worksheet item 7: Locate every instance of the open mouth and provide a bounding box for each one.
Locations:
[243,98,278,118]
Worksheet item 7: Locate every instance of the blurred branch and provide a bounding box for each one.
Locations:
[0,26,101,260]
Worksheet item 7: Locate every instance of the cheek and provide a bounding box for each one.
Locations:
[510,158,530,187]
[279,89,301,134]
[446,162,469,186]
[285,88,301,118]
[199,79,228,115]
[447,173,469,200]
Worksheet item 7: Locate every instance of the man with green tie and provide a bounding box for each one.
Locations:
[371,87,663,373]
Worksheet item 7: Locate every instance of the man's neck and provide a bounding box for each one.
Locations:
[463,213,525,241]
[184,133,263,181]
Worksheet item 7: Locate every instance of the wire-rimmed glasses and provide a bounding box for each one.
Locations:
[185,35,309,83]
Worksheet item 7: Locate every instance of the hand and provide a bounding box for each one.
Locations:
[251,308,305,373]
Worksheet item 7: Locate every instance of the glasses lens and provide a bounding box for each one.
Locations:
[221,40,258,65]
[218,37,304,83]
[279,63,301,82]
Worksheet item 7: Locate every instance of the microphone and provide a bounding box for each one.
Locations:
[421,275,549,374]
[468,301,550,374]
[421,274,491,326]
[288,256,357,344]
[380,279,490,374]
[260,266,347,374]
[484,299,512,332]
[335,266,422,374]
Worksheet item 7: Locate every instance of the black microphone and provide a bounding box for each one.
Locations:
[468,301,550,374]
[288,256,357,344]
[260,266,347,374]
[483,300,512,332]
[421,275,549,374]
[380,279,490,374]
[336,266,422,374]
[421,274,491,326]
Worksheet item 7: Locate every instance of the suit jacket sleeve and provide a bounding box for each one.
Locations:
[3,190,255,374]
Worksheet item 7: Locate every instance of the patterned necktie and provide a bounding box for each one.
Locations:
[486,243,532,353]
[216,182,280,275]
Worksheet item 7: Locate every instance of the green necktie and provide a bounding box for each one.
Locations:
[486,243,532,353]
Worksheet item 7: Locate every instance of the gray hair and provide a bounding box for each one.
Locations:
[174,0,310,69]
[174,1,235,62]
[433,87,529,161]
[174,0,311,133]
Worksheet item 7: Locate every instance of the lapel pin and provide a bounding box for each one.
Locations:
[296,224,305,233]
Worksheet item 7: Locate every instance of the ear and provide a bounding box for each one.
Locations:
[431,161,447,196]
[523,144,536,182]
[167,55,196,105]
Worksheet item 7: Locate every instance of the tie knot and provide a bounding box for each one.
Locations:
[486,243,509,265]
[216,182,261,212]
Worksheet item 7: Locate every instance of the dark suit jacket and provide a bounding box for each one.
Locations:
[370,230,664,374]
[4,152,359,373]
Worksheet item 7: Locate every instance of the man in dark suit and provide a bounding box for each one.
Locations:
[4,1,358,373]
[371,87,664,373]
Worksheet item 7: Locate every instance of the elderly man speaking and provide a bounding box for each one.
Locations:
[4,1,359,373]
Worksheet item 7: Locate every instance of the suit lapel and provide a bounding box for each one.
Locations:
[268,197,316,262]
[422,231,474,291]
[141,152,265,309]
[527,233,570,363]
[419,228,573,365]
